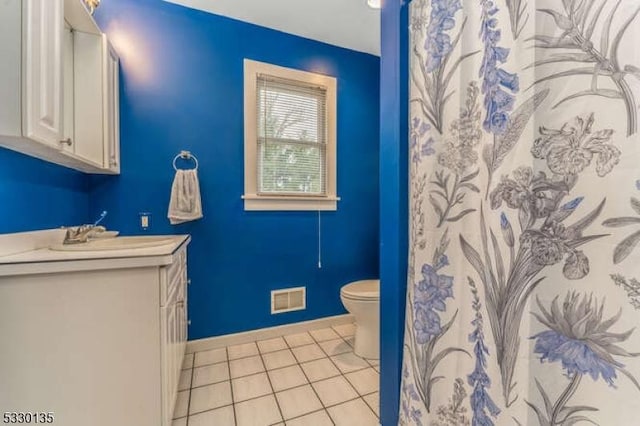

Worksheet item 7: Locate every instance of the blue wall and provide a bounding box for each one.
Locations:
[92,0,380,339]
[379,0,409,424]
[0,149,89,234]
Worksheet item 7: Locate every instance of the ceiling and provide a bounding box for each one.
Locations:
[162,0,381,56]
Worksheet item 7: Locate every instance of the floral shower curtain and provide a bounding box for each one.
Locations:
[399,0,640,424]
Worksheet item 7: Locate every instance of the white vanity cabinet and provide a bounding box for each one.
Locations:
[0,236,190,426]
[0,0,120,174]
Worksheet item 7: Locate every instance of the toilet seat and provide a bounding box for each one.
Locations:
[340,279,379,301]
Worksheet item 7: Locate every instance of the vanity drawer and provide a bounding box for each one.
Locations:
[160,248,186,306]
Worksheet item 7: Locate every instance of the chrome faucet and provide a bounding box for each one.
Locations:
[62,210,108,244]
[63,225,106,244]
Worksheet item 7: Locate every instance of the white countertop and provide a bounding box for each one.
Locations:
[0,230,191,277]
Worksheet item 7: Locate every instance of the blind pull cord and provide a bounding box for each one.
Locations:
[317,210,322,269]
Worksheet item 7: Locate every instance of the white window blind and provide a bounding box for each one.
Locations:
[256,75,327,196]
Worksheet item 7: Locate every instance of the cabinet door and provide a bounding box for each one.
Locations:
[72,31,104,165]
[103,38,120,173]
[160,304,175,426]
[161,302,180,426]
[23,0,65,148]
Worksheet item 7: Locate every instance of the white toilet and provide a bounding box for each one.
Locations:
[340,279,380,359]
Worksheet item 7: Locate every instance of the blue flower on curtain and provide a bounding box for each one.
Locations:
[401,367,425,426]
[414,258,453,344]
[411,117,435,164]
[467,278,500,426]
[534,331,620,384]
[526,292,640,425]
[425,0,463,72]
[532,292,639,386]
[410,0,477,134]
[403,232,468,413]
[478,0,519,134]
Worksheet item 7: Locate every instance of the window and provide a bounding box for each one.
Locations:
[243,59,338,211]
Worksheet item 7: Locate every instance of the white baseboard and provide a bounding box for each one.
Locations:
[186,314,355,354]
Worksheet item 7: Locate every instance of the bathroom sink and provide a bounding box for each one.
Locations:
[50,236,175,251]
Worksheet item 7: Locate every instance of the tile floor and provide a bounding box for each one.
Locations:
[174,322,380,426]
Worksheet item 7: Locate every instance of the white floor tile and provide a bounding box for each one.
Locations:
[291,343,326,363]
[363,392,379,417]
[284,332,314,347]
[275,384,322,420]
[344,336,355,347]
[300,358,340,383]
[235,394,282,426]
[173,390,189,419]
[188,405,235,426]
[172,417,187,426]
[330,352,370,374]
[193,362,230,388]
[178,369,192,391]
[268,364,308,392]
[373,365,380,373]
[262,349,297,370]
[228,342,260,360]
[229,355,265,378]
[318,338,352,356]
[332,323,356,337]
[345,367,379,395]
[232,372,272,402]
[286,409,333,426]
[327,398,379,426]
[182,353,194,370]
[311,376,358,407]
[367,358,380,367]
[257,337,288,354]
[189,381,232,415]
[194,348,227,367]
[309,327,340,342]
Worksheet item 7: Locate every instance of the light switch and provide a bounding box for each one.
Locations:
[139,212,151,231]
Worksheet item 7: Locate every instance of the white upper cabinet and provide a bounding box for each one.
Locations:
[0,0,120,174]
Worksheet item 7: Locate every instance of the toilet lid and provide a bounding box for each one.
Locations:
[341,279,379,301]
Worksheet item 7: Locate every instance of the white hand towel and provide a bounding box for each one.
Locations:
[168,169,203,225]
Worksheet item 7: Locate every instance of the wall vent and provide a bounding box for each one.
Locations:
[271,287,306,314]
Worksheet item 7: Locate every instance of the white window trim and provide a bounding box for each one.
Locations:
[243,59,339,211]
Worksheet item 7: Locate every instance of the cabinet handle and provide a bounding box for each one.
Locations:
[187,320,191,326]
[187,279,191,285]
[59,138,72,146]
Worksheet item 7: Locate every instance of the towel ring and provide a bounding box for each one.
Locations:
[173,150,199,171]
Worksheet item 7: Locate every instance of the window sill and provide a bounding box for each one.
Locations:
[242,194,340,211]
